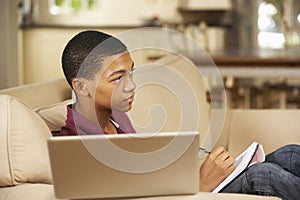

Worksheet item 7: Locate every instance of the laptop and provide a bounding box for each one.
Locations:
[47,131,199,199]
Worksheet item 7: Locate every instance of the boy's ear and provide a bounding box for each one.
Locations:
[72,78,89,96]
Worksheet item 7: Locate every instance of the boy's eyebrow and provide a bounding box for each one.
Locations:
[108,62,135,77]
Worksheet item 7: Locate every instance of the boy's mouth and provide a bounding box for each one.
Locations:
[124,94,135,103]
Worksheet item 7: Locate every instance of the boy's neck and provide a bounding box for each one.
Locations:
[96,111,118,134]
[74,101,117,134]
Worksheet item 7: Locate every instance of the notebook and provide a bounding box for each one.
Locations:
[212,142,265,193]
[47,131,200,199]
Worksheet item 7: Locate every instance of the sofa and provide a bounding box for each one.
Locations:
[1,54,299,199]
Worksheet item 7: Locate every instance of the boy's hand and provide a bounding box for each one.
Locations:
[199,146,236,192]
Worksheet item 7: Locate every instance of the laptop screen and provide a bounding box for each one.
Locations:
[48,131,200,199]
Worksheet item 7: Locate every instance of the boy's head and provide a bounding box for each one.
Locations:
[61,30,135,113]
[62,30,127,88]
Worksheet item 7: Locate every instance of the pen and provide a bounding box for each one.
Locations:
[199,147,211,154]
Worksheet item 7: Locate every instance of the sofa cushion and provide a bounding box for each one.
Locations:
[0,183,57,200]
[227,109,300,156]
[0,95,52,186]
[0,185,281,200]
[35,99,73,133]
[128,54,211,148]
[0,78,72,110]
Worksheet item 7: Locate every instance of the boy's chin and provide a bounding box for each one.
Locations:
[113,105,132,113]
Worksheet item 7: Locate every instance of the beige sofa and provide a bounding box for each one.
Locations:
[1,55,299,199]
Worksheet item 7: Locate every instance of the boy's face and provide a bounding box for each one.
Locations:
[92,51,136,113]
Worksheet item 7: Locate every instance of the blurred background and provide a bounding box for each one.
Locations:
[1,0,300,109]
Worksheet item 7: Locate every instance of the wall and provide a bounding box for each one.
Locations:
[19,0,232,85]
[0,0,21,89]
[22,28,132,84]
[22,26,229,84]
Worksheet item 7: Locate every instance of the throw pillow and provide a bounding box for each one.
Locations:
[0,95,52,186]
[35,99,73,133]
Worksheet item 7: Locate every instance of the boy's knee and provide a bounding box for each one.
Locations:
[267,144,300,160]
[282,144,300,151]
[275,144,300,155]
[245,163,281,187]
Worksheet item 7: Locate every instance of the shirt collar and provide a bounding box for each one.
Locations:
[110,118,120,129]
[65,104,135,135]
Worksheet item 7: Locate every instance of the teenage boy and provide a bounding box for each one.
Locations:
[60,30,300,199]
[60,30,136,136]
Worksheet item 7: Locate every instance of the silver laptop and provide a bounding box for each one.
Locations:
[47,131,199,199]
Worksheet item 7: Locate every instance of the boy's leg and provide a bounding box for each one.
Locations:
[266,144,300,177]
[222,162,300,200]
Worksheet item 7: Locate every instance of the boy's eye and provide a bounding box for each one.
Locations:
[113,76,122,82]
[111,68,135,82]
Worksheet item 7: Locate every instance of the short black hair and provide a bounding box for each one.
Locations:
[61,30,127,88]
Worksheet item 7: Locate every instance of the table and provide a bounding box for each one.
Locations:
[192,55,300,108]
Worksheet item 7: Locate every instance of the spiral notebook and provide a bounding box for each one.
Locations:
[212,142,265,193]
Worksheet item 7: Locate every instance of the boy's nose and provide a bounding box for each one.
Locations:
[124,76,136,92]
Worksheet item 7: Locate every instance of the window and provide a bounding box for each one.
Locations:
[257,0,300,49]
[49,0,100,15]
[257,1,285,49]
[32,0,180,27]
